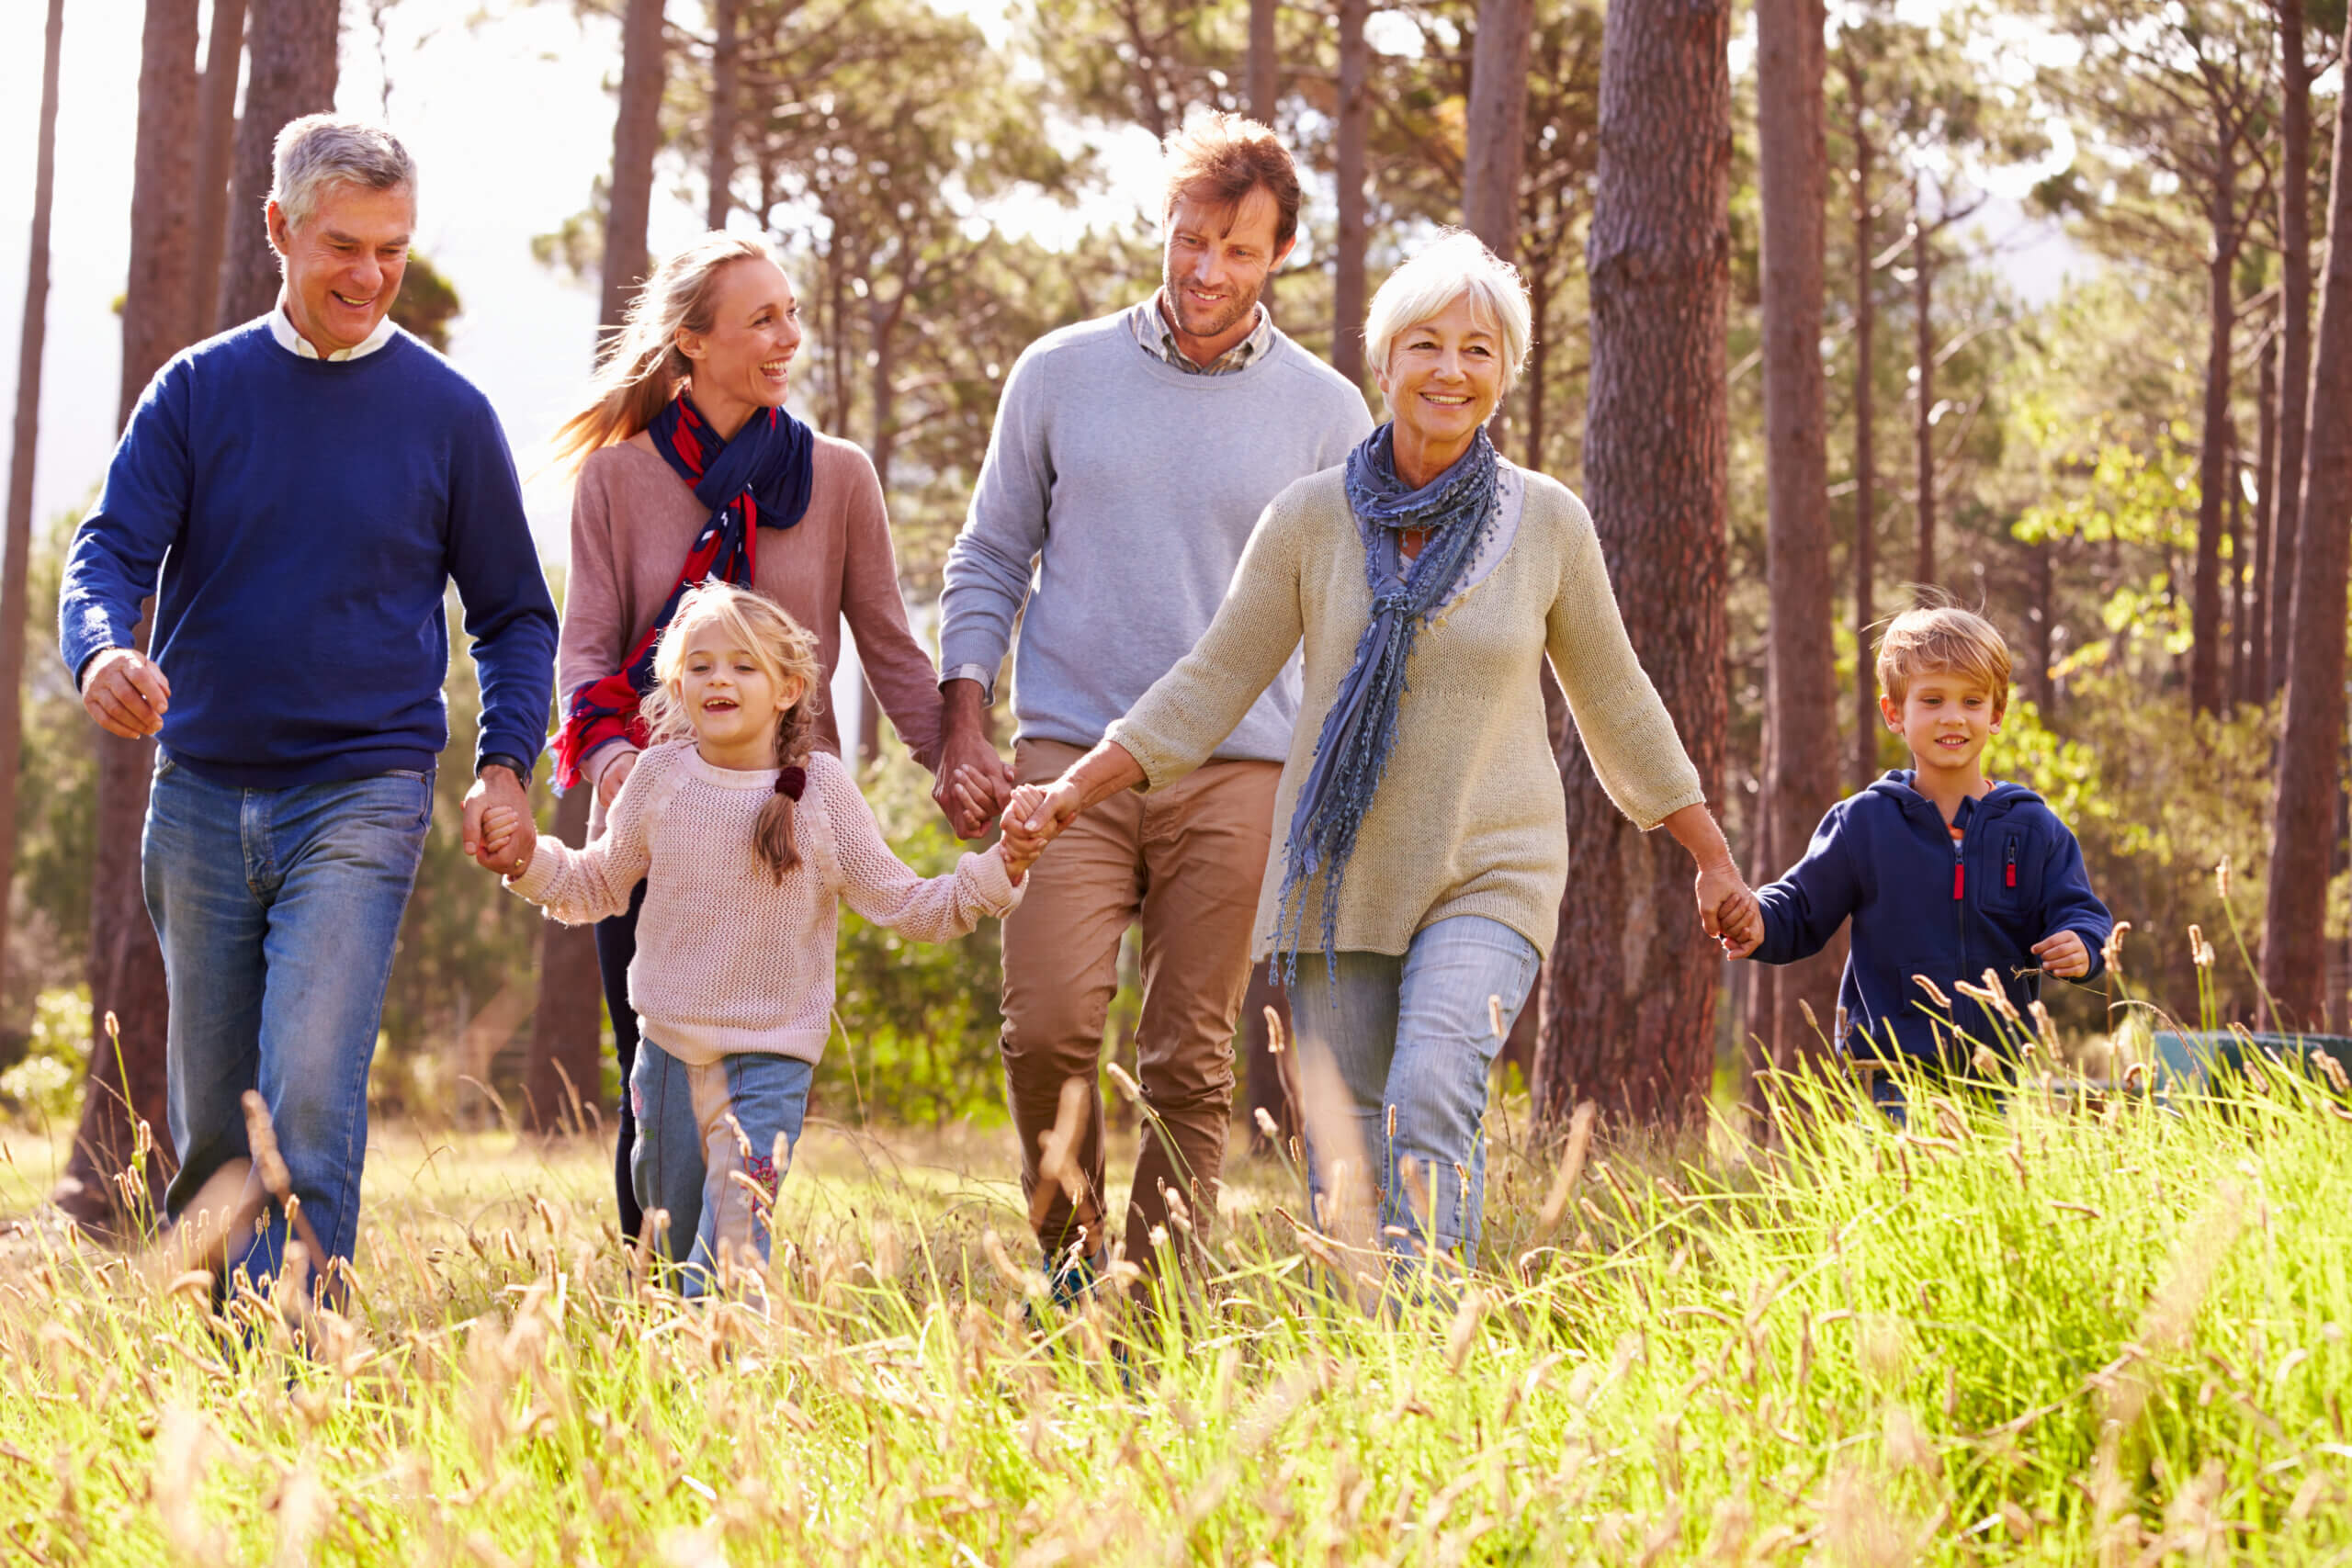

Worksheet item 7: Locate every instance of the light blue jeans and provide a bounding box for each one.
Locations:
[630,1036,812,1296]
[1290,916,1540,1269]
[143,756,432,1291]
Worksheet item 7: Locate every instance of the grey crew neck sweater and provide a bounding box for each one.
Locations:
[939,310,1372,761]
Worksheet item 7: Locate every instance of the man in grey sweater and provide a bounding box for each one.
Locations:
[937,113,1371,1294]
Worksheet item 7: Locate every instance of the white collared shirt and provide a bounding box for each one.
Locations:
[267,296,398,362]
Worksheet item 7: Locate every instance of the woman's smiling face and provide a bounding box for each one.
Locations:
[1374,292,1506,457]
[677,256,804,416]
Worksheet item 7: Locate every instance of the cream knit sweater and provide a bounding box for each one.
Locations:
[508,743,1022,1065]
[1106,462,1704,960]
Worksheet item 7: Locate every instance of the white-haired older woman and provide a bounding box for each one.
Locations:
[1010,231,1758,1279]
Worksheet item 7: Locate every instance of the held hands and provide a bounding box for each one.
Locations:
[475,804,537,878]
[463,763,534,875]
[998,778,1084,875]
[933,693,1016,840]
[80,648,171,739]
[1696,861,1764,960]
[2032,928,2091,979]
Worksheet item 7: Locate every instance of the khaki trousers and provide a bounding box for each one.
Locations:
[1001,738,1279,1270]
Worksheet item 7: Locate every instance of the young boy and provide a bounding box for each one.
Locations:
[1730,604,2112,1096]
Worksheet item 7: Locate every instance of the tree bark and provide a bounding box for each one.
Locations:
[0,0,66,1020]
[1332,0,1369,387]
[2226,418,2245,705]
[2261,17,2352,1031]
[215,0,340,332]
[1911,175,1935,592]
[1249,0,1278,123]
[188,0,244,343]
[1849,54,1879,791]
[2190,139,2240,718]
[1533,0,1730,1129]
[707,0,740,228]
[524,789,602,1134]
[1463,0,1533,261]
[60,0,202,1232]
[2248,334,2276,705]
[602,0,667,342]
[2269,0,2313,699]
[1747,0,1839,1104]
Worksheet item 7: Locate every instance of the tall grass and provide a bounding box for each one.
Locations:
[0,1055,2348,1564]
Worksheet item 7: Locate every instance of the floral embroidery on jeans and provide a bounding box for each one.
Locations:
[742,1153,780,1200]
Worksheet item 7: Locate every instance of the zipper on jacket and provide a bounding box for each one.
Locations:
[1951,843,1965,901]
[2005,834,2018,889]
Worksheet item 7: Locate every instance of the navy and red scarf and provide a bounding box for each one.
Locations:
[551,395,816,791]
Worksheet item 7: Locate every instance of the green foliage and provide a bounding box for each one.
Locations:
[388,250,463,352]
[0,987,89,1123]
[822,741,1007,1126]
[8,509,99,1014]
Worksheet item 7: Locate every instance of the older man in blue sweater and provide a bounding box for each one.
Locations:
[59,117,557,1293]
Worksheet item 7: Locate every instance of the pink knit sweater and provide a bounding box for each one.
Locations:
[507,742,1021,1065]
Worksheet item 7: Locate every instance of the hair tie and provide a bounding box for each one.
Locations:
[775,765,806,801]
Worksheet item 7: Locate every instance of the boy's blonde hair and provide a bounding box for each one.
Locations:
[641,582,824,883]
[1873,602,2013,716]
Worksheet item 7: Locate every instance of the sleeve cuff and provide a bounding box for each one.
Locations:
[970,844,1025,914]
[939,663,997,704]
[505,854,558,904]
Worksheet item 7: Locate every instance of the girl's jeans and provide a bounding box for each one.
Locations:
[630,1037,812,1296]
[1290,915,1540,1271]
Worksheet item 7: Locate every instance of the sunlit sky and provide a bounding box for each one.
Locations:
[0,0,2087,570]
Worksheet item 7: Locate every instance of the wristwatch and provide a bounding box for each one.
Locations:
[478,752,532,784]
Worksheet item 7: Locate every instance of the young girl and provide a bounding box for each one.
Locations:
[480,582,1031,1293]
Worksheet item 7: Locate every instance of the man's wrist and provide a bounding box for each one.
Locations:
[939,676,991,732]
[478,752,532,784]
[939,665,997,705]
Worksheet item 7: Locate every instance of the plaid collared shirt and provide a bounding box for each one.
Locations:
[1130,291,1275,376]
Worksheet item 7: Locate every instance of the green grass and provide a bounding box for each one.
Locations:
[1,1059,2349,1565]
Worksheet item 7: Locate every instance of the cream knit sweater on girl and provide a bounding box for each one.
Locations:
[1106,462,1703,961]
[508,742,1022,1065]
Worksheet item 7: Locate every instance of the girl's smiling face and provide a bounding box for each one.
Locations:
[676,620,805,771]
[1882,670,2001,781]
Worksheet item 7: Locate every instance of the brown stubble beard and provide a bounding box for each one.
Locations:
[1159,264,1263,344]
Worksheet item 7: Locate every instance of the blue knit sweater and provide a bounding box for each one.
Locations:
[59,321,557,788]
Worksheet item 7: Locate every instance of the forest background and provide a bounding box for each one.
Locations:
[1,0,2347,1223]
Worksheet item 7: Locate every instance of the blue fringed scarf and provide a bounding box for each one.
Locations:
[1272,423,1501,984]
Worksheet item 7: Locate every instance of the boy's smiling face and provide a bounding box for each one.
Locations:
[1882,669,2002,784]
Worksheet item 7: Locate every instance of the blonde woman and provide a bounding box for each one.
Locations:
[549,233,946,1239]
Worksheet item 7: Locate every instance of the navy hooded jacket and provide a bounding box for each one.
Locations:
[1749,773,2112,1061]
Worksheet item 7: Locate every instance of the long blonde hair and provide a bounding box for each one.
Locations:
[549,231,784,469]
[640,583,824,882]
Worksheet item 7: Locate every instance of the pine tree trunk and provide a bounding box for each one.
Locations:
[2261,18,2352,1030]
[0,0,66,1020]
[1248,0,1277,123]
[188,0,243,341]
[2226,419,2245,705]
[59,0,202,1233]
[1463,0,1532,260]
[524,789,602,1134]
[602,0,667,341]
[2269,0,2313,699]
[1749,0,1840,1102]
[1911,179,1935,592]
[215,0,340,330]
[2248,337,2275,705]
[1849,53,1878,790]
[1332,0,1369,387]
[2190,148,2240,718]
[1533,0,1730,1129]
[707,0,740,228]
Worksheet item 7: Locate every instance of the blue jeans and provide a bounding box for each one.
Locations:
[143,757,432,1290]
[630,1036,811,1296]
[1290,916,1540,1269]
